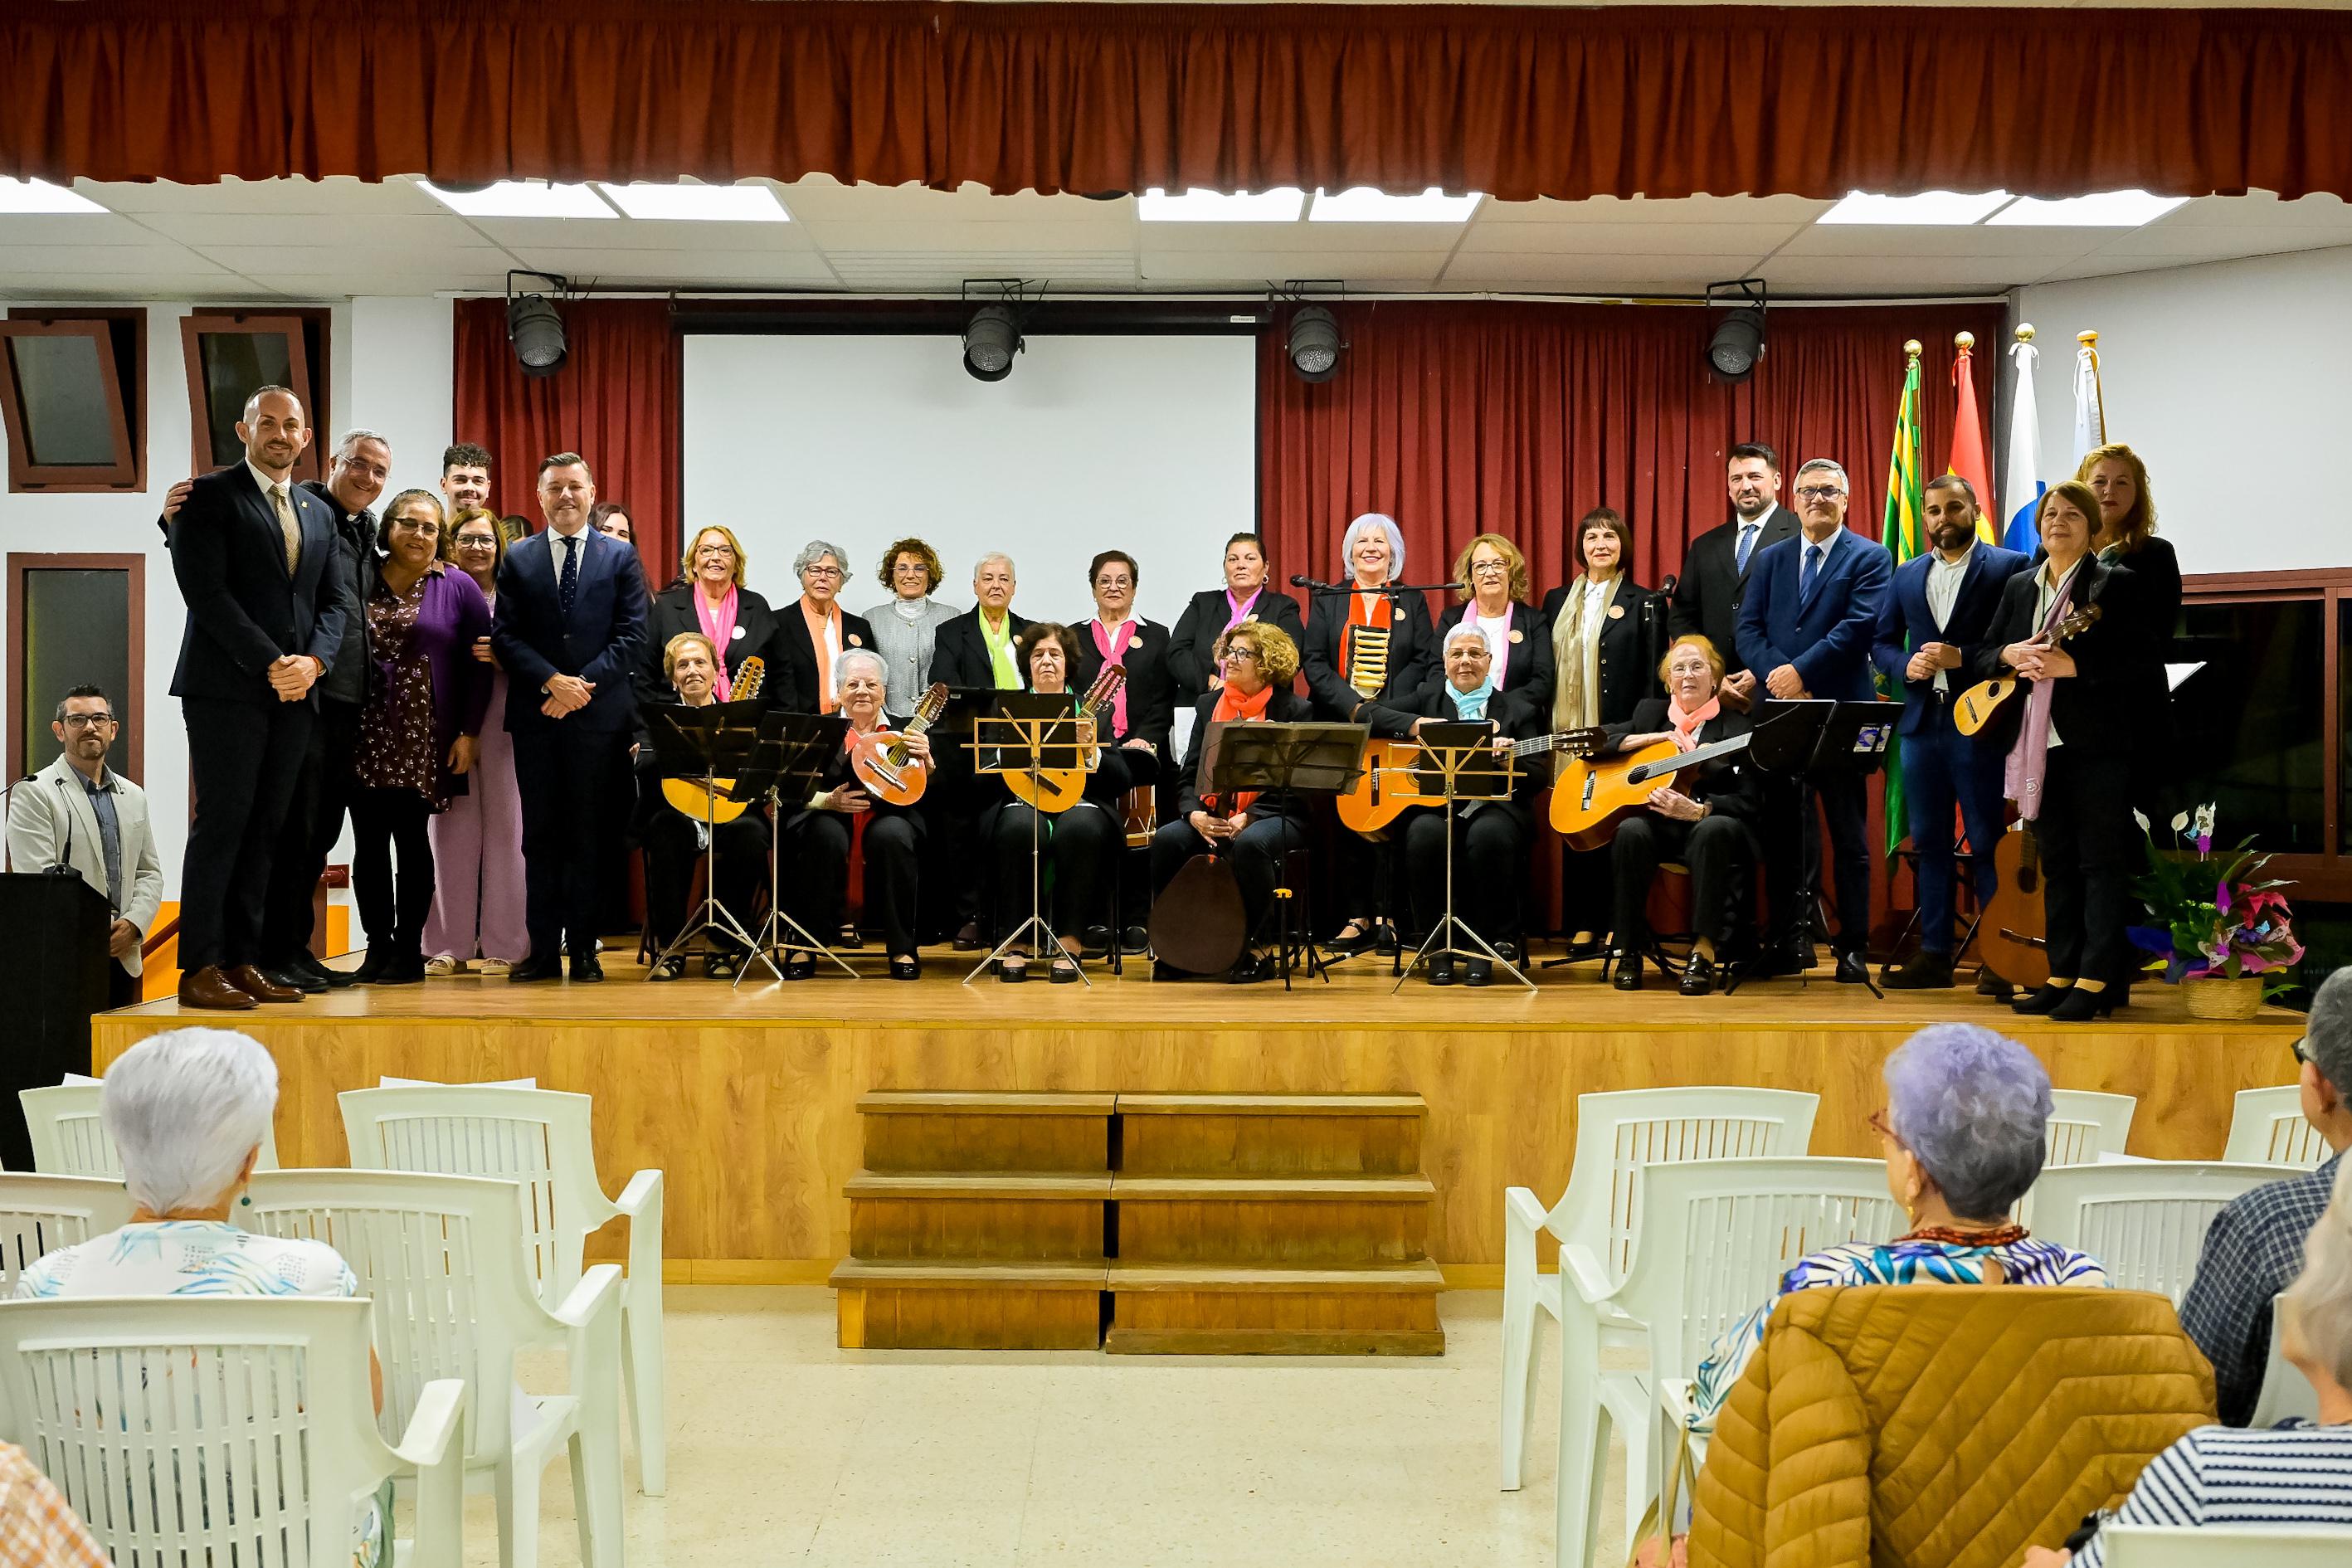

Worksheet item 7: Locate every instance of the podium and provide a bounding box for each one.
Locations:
[0,872,110,1171]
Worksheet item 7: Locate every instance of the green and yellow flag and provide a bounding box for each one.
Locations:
[1880,341,1926,856]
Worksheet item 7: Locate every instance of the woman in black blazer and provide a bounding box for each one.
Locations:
[2077,442,2182,825]
[1435,533,1556,713]
[1165,530,1306,701]
[1540,507,1667,954]
[634,523,782,711]
[1066,548,1177,760]
[770,538,879,714]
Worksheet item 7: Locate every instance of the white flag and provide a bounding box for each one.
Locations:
[2002,339,2044,553]
[2071,338,2105,465]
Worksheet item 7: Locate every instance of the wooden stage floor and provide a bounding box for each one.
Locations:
[93,955,2304,1283]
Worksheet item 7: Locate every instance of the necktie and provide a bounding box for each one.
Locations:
[1734,522,1759,575]
[1799,542,1824,603]
[558,533,579,617]
[271,484,300,573]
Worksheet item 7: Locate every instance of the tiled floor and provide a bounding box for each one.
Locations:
[483,1285,1630,1567]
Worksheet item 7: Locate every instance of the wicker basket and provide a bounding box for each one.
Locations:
[2183,974,2267,1020]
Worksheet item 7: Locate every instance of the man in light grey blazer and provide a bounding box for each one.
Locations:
[5,684,164,1009]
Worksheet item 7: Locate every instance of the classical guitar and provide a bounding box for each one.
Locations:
[1548,730,1752,850]
[1004,664,1126,814]
[1336,728,1605,838]
[851,681,949,806]
[1952,604,2102,737]
[658,655,766,824]
[1977,821,2052,989]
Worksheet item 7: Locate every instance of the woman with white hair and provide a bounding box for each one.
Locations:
[1303,512,1436,955]
[773,538,878,716]
[781,646,930,980]
[1361,622,1544,986]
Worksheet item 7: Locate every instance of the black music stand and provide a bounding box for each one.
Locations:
[1726,699,1894,998]
[735,711,855,980]
[965,694,1088,986]
[1198,720,1370,988]
[644,699,785,982]
[1393,723,1533,992]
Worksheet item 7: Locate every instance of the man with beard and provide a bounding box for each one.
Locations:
[440,441,494,521]
[1872,475,2030,989]
[1669,442,1801,709]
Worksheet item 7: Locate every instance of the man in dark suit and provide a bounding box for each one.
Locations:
[1669,441,1800,707]
[929,553,1034,947]
[491,452,650,982]
[1736,456,1892,982]
[166,386,352,1010]
[1871,475,2032,991]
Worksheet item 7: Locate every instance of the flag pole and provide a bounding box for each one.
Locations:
[2077,328,2105,444]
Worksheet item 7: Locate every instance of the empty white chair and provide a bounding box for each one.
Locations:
[0,1295,466,1568]
[0,1171,133,1295]
[2224,1086,2328,1168]
[338,1083,666,1495]
[2030,1161,2285,1305]
[243,1168,623,1568]
[2047,1088,2137,1166]
[22,1080,281,1177]
[2250,1294,2323,1426]
[2102,1524,2352,1564]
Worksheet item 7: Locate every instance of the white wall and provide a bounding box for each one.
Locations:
[0,297,455,903]
[2016,247,2352,575]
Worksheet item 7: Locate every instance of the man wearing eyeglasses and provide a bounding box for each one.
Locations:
[1736,456,1892,983]
[6,687,163,1010]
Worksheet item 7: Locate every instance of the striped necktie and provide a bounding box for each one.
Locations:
[270,483,300,573]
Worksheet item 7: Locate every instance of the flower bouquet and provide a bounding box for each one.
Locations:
[2128,804,2304,1018]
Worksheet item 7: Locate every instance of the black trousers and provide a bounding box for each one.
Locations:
[788,807,923,956]
[180,697,314,971]
[597,743,640,933]
[1613,811,1755,952]
[1150,814,1308,948]
[985,799,1115,944]
[1404,805,1528,945]
[261,697,360,964]
[1762,772,1872,956]
[2034,747,2137,985]
[348,787,436,954]
[511,723,624,960]
[641,808,771,950]
[108,960,140,1010]
[1559,842,1614,939]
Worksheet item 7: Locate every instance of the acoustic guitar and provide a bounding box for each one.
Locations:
[1003,664,1126,814]
[1977,822,2052,989]
[657,655,766,824]
[1336,728,1604,838]
[851,681,949,806]
[1548,731,1752,850]
[1951,604,2102,737]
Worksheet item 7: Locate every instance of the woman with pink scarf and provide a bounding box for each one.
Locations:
[635,524,782,710]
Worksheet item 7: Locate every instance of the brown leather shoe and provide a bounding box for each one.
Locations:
[223,963,301,1003]
[178,965,260,1010]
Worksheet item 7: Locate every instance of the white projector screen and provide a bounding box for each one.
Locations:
[682,334,1259,628]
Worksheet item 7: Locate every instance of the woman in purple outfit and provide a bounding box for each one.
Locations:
[423,505,531,975]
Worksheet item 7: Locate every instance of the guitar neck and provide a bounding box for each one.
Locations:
[1624,732,1751,783]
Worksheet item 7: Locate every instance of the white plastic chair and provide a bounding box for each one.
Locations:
[0,1295,466,1568]
[0,1171,133,1295]
[2223,1086,2328,1168]
[338,1084,665,1495]
[2249,1294,2323,1427]
[2102,1524,2352,1564]
[242,1168,624,1568]
[21,1080,282,1177]
[2028,1161,2284,1306]
[2046,1088,2137,1166]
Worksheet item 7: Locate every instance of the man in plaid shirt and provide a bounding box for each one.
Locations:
[2179,967,2350,1425]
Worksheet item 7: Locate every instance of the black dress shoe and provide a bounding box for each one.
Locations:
[507,955,565,983]
[373,952,426,986]
[889,955,922,981]
[1226,952,1273,984]
[1612,953,1645,991]
[264,962,328,995]
[1679,954,1717,997]
[1427,955,1458,986]
[1757,947,1810,979]
[2012,984,2072,1015]
[568,952,605,983]
[952,922,983,952]
[2050,986,2118,1021]
[1833,951,1871,985]
[1152,960,1186,982]
[1464,957,1494,988]
[348,948,393,986]
[1881,952,1954,990]
[308,953,358,989]
[1975,967,2016,1001]
[1121,924,1151,955]
[784,950,816,981]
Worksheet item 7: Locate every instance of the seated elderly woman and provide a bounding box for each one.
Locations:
[16,1028,387,1563]
[782,647,928,981]
[2031,1157,2352,1564]
[634,631,773,980]
[1687,1023,2109,1425]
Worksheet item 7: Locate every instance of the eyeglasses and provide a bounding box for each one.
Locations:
[1224,646,1263,665]
[60,713,115,729]
[1867,1108,1897,1142]
[455,534,497,548]
[801,565,843,579]
[695,547,736,558]
[2293,1035,2311,1068]
[1471,559,1508,574]
[1795,485,1846,501]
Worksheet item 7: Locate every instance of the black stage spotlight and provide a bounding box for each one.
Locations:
[506,270,569,378]
[962,304,1023,382]
[1704,279,1768,384]
[1287,304,1343,382]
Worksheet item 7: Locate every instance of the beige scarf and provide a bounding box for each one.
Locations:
[1551,572,1620,734]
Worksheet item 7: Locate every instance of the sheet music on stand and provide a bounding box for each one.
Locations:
[964,694,1094,986]
[1195,721,1369,988]
[1393,723,1535,992]
[740,709,855,982]
[1724,698,1893,999]
[641,697,789,978]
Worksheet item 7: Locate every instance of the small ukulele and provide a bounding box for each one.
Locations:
[1336,728,1604,838]
[658,655,766,824]
[1003,664,1126,814]
[1548,731,1752,850]
[851,682,949,806]
[1953,604,2102,737]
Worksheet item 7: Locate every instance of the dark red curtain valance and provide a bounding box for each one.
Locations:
[11,2,2352,201]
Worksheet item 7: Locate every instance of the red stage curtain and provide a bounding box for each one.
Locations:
[450,298,681,579]
[9,3,2352,201]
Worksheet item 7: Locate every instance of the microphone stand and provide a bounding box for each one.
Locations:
[1291,577,1467,604]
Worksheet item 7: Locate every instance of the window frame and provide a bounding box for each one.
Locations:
[178,309,331,485]
[0,313,144,493]
[5,552,148,786]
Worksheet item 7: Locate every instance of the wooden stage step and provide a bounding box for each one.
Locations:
[845,1171,1111,1262]
[1103,1261,1446,1356]
[858,1091,1114,1173]
[1111,1174,1437,1265]
[1115,1093,1425,1176]
[830,1259,1108,1351]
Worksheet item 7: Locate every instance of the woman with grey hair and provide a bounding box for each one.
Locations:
[1686,1022,2109,1423]
[1303,511,1435,955]
[774,538,877,717]
[781,646,929,979]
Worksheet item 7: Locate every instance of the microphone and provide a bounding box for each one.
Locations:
[1288,575,1337,592]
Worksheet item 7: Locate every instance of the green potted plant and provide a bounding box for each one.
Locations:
[2128,804,2303,1019]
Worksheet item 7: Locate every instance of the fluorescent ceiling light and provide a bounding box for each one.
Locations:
[1308,187,1484,222]
[1137,187,1306,222]
[0,178,108,215]
[1988,190,2190,227]
[415,180,616,219]
[597,182,790,222]
[1818,190,2014,226]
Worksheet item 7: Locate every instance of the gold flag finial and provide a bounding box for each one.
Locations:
[1903,338,1923,358]
[2015,323,2036,343]
[1955,331,1976,351]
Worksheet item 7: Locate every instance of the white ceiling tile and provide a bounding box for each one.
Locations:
[1476,194,1835,226]
[1437,253,1751,291]
[186,243,512,273]
[1452,222,1795,257]
[825,251,1133,289]
[0,246,236,276]
[2154,191,2352,229]
[794,219,1134,254]
[548,253,842,285]
[1142,224,1455,255]
[2085,228,2352,261]
[1758,255,2034,293]
[470,217,823,254]
[75,176,446,216]
[777,178,1122,222]
[133,212,492,249]
[1139,251,1449,285]
[1775,222,2109,260]
[0,213,173,246]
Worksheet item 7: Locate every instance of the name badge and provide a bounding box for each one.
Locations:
[1507,629,1525,644]
[732,625,747,640]
[1606,604,1625,621]
[849,633,864,647]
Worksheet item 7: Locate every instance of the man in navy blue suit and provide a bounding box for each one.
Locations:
[492,453,650,982]
[166,386,353,1010]
[1871,475,2032,991]
[1736,457,1891,983]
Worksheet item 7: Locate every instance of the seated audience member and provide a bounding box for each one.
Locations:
[862,537,959,720]
[979,622,1157,983]
[1605,635,1761,995]
[0,1441,110,1568]
[2181,966,2352,1424]
[2033,1156,2352,1566]
[1361,624,1541,986]
[1149,621,1312,983]
[782,648,928,981]
[639,524,779,711]
[1687,1022,2106,1425]
[635,631,772,980]
[14,1027,387,1563]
